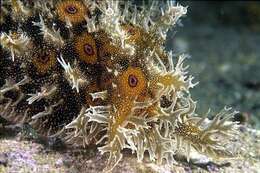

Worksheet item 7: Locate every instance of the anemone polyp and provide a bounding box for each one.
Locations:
[74,32,97,64]
[56,0,88,24]
[66,5,78,14]
[122,24,142,44]
[117,67,146,98]
[128,74,138,87]
[32,49,57,74]
[83,43,94,55]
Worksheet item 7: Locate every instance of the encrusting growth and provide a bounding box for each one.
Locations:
[0,0,239,172]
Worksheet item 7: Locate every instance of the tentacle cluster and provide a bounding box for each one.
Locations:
[0,0,239,172]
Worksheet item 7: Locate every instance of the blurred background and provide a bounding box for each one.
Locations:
[168,1,260,128]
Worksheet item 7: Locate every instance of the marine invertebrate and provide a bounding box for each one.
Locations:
[56,0,88,25]
[0,32,31,61]
[74,32,97,64]
[0,0,239,172]
[31,46,57,74]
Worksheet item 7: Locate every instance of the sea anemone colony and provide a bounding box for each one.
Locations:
[0,0,239,172]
